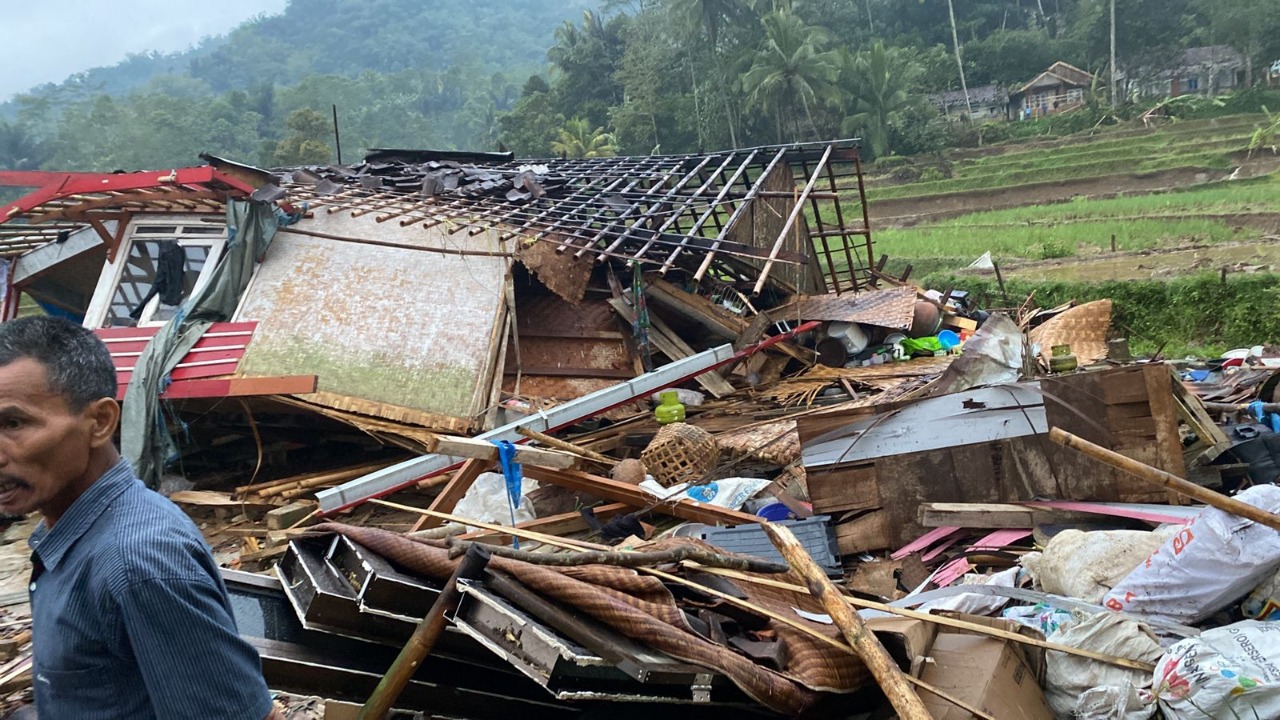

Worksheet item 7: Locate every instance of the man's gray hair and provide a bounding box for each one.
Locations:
[0,316,117,410]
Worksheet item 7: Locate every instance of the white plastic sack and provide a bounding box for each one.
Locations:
[1103,484,1280,624]
[1045,611,1163,720]
[638,477,770,511]
[451,472,540,532]
[916,566,1019,616]
[1153,620,1280,719]
[1022,528,1175,603]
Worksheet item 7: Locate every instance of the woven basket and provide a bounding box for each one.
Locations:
[641,422,720,488]
[1029,299,1113,365]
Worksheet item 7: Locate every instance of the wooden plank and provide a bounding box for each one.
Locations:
[522,466,763,527]
[918,502,1097,529]
[425,434,579,470]
[608,298,735,398]
[411,458,494,531]
[457,502,634,543]
[807,463,880,514]
[147,374,318,400]
[834,510,890,554]
[1143,363,1186,481]
[168,491,276,512]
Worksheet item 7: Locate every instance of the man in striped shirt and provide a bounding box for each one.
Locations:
[0,316,279,719]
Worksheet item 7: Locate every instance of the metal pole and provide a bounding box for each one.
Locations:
[1110,0,1118,108]
[332,104,343,165]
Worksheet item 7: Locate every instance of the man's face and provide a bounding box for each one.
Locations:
[0,358,108,519]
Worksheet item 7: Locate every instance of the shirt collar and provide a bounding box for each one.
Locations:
[28,459,137,571]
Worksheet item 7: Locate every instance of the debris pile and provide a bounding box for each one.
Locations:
[1,142,1280,718]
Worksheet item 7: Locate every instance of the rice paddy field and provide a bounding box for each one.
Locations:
[850,113,1280,279]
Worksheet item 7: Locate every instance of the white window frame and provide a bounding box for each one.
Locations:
[84,215,227,329]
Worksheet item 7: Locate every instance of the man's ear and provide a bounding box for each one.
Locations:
[84,397,121,449]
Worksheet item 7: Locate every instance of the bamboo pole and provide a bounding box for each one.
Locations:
[357,544,492,720]
[683,565,1156,672]
[1050,427,1280,533]
[762,524,931,720]
[515,426,619,465]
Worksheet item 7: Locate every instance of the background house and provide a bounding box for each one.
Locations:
[1009,62,1096,120]
[1130,45,1245,99]
[929,84,1008,123]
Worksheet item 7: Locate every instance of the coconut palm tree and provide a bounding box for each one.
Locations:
[552,118,618,158]
[842,42,917,159]
[740,11,841,143]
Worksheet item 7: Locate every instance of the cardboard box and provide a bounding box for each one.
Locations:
[865,613,938,676]
[919,632,1054,720]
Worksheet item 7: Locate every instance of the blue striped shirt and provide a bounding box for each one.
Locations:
[28,459,272,719]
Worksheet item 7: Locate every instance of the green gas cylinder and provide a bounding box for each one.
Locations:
[655,390,686,424]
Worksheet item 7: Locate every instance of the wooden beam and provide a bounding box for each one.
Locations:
[456,502,633,544]
[424,434,579,470]
[410,459,494,532]
[523,466,763,527]
[918,502,1089,529]
[608,298,734,398]
[152,374,317,400]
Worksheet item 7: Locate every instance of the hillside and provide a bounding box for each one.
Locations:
[3,0,595,111]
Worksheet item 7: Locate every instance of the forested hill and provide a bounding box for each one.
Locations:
[2,0,1279,174]
[0,0,595,171]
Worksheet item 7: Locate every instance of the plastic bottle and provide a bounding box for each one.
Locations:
[654,390,686,424]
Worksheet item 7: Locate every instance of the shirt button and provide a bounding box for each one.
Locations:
[28,583,35,593]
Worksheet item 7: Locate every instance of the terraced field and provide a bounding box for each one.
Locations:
[853,113,1280,280]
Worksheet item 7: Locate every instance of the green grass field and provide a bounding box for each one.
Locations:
[873,177,1280,266]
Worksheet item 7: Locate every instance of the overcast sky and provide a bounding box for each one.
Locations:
[0,0,288,101]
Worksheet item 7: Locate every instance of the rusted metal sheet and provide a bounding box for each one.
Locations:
[515,236,593,304]
[793,285,917,329]
[235,212,506,427]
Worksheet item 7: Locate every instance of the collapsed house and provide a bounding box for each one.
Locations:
[4,141,1280,720]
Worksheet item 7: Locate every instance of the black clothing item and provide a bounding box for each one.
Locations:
[130,243,187,319]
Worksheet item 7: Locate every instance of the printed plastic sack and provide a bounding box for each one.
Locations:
[1153,620,1280,719]
[1046,611,1163,720]
[1003,603,1076,638]
[1243,566,1280,620]
[1022,528,1173,603]
[1102,484,1280,624]
[639,477,770,511]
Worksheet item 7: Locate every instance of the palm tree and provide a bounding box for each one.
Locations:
[740,11,841,143]
[842,42,916,159]
[552,118,618,158]
[665,0,751,48]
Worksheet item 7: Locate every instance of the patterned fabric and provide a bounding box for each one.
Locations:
[29,460,272,720]
[318,523,869,715]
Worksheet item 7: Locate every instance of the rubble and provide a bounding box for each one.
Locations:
[4,143,1280,718]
